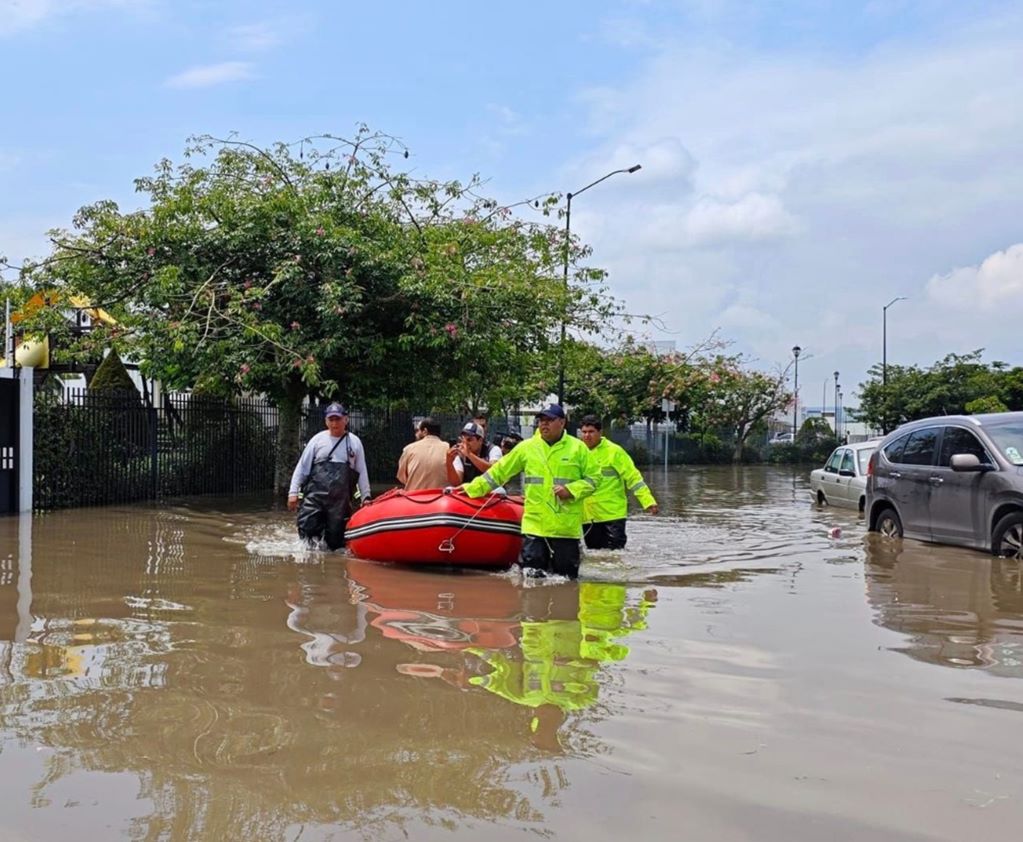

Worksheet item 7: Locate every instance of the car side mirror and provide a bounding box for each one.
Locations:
[950,453,991,472]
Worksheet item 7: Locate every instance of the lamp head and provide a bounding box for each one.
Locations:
[792,345,801,358]
[627,164,642,173]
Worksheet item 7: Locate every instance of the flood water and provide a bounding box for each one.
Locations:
[2,465,1023,841]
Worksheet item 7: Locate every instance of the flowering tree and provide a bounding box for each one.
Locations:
[15,130,618,489]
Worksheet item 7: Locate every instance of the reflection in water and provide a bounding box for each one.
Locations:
[301,560,657,754]
[0,507,659,839]
[864,535,1023,677]
[3,470,1023,839]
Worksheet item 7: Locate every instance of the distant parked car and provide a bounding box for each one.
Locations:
[866,412,1023,558]
[810,441,880,511]
[770,432,794,444]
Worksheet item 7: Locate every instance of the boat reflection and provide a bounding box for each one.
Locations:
[338,560,657,751]
[864,535,1023,677]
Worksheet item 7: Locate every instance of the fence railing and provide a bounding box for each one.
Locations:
[31,390,525,511]
[33,389,279,511]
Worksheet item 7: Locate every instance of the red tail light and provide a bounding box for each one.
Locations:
[867,452,876,477]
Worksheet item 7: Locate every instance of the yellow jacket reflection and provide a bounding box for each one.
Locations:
[467,583,654,715]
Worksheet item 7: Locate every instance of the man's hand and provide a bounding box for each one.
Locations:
[553,484,573,501]
[287,494,299,512]
[647,504,660,515]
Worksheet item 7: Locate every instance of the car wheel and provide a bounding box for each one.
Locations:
[816,490,827,506]
[992,511,1023,560]
[858,496,866,514]
[875,507,903,539]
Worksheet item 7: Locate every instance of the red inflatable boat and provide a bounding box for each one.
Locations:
[345,488,523,567]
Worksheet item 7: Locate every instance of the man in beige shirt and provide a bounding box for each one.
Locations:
[396,417,450,490]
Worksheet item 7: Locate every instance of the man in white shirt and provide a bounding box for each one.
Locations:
[288,403,370,549]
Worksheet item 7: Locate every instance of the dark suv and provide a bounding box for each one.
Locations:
[866,412,1023,558]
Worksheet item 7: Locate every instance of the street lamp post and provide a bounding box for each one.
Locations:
[882,296,906,388]
[791,345,801,439]
[833,371,840,444]
[838,390,844,442]
[882,296,907,434]
[557,164,642,404]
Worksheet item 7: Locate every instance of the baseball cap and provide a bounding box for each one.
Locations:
[535,404,566,420]
[323,402,348,418]
[460,421,484,438]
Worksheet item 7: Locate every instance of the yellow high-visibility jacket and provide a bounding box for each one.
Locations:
[462,432,600,538]
[583,437,657,524]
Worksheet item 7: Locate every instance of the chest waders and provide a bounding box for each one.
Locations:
[297,435,359,550]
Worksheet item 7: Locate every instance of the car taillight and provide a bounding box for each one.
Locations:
[867,452,876,477]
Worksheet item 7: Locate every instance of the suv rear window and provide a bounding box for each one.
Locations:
[900,428,939,465]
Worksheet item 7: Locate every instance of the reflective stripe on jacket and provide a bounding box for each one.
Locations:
[462,432,600,538]
[583,437,656,524]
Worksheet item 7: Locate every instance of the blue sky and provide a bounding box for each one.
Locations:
[3,0,1023,401]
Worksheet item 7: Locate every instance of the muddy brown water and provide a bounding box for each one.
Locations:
[2,466,1022,841]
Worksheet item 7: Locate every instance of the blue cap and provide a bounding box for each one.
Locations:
[535,404,566,420]
[323,402,348,418]
[460,421,485,438]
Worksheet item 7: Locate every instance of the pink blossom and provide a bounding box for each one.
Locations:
[444,322,458,338]
[243,280,253,289]
[708,372,721,384]
[290,321,301,330]
[315,227,325,236]
[146,247,156,257]
[240,364,251,375]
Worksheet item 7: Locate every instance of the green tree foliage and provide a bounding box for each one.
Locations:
[564,339,664,426]
[858,351,1023,430]
[16,130,620,489]
[88,347,139,395]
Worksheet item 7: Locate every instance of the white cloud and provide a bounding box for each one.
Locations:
[0,0,148,36]
[566,8,1023,389]
[229,21,282,51]
[927,244,1023,311]
[684,193,798,246]
[164,61,255,90]
[227,16,308,52]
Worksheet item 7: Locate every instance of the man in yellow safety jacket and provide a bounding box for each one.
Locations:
[457,404,600,579]
[578,414,659,550]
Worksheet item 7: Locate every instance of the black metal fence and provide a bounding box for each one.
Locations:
[32,385,555,511]
[33,389,279,511]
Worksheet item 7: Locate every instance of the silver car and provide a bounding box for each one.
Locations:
[866,412,1023,558]
[810,441,879,511]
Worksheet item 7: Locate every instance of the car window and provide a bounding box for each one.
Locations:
[883,434,910,464]
[984,421,1023,466]
[824,450,842,473]
[856,448,875,475]
[840,451,855,473]
[900,428,939,466]
[938,427,992,466]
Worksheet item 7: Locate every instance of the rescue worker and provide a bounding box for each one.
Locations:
[578,414,658,550]
[457,404,600,579]
[287,402,370,550]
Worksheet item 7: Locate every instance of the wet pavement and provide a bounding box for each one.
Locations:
[2,465,1022,840]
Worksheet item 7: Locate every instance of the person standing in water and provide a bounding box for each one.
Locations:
[287,403,370,550]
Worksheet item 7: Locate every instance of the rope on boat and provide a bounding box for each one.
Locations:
[438,494,502,555]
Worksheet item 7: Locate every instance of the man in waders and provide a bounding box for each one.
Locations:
[287,403,371,550]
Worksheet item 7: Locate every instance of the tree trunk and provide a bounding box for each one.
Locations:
[274,376,308,496]
[732,424,747,462]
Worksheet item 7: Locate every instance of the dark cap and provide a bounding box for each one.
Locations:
[460,421,484,438]
[323,402,348,418]
[535,403,566,420]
